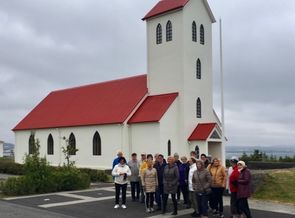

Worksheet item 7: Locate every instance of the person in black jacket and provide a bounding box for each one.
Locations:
[154,154,166,211]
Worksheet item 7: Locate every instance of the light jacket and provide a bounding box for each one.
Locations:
[208,163,227,188]
[112,163,131,185]
[192,168,212,193]
[188,163,197,191]
[128,160,140,182]
[142,168,158,193]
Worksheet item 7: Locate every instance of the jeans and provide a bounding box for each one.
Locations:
[115,183,127,204]
[130,181,140,200]
[196,192,209,216]
[155,184,164,209]
[179,184,189,204]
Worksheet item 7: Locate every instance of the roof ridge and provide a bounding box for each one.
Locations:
[52,74,147,93]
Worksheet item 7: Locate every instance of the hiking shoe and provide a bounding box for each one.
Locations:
[114,204,119,209]
[146,208,151,213]
[121,204,127,209]
[150,208,155,213]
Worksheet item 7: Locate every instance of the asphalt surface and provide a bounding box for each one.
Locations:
[1,183,295,218]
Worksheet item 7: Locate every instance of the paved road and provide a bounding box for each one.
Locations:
[1,183,295,218]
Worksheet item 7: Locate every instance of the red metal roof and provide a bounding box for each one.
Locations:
[142,0,189,20]
[128,93,178,124]
[188,123,216,141]
[13,75,148,131]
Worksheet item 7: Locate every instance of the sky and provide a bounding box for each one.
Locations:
[0,0,295,147]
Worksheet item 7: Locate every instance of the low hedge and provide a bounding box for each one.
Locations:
[0,167,90,196]
[247,161,295,170]
[0,159,24,175]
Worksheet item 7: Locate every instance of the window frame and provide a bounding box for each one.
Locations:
[166,20,172,42]
[47,133,54,155]
[93,131,102,156]
[196,98,202,118]
[192,21,197,42]
[156,23,162,44]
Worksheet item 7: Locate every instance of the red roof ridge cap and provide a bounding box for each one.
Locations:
[149,92,178,97]
[52,74,147,93]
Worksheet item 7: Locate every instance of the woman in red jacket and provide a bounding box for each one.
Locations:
[229,157,240,218]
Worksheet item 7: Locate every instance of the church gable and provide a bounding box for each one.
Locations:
[13,75,148,131]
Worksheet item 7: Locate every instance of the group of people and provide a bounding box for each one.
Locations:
[111,151,252,218]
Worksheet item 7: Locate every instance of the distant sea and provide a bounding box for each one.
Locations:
[226,145,295,159]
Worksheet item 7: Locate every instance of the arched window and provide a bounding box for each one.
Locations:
[93,131,101,156]
[47,134,54,155]
[192,21,197,42]
[28,134,35,154]
[166,20,172,42]
[196,98,202,118]
[200,24,205,45]
[156,24,162,44]
[196,59,201,79]
[167,140,171,156]
[195,145,200,159]
[69,133,76,155]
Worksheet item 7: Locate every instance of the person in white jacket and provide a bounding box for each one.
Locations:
[188,157,199,217]
[112,157,131,209]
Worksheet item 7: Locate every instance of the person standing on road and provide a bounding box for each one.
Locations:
[128,153,140,202]
[229,156,240,218]
[208,158,227,217]
[154,154,166,211]
[112,151,123,169]
[188,157,199,217]
[179,156,189,206]
[192,160,212,218]
[142,159,158,213]
[139,153,148,203]
[237,161,253,218]
[162,156,179,215]
[112,157,131,209]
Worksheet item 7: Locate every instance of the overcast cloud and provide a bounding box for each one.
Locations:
[0,0,294,147]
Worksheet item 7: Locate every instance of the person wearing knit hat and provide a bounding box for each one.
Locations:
[228,156,240,217]
[237,160,253,218]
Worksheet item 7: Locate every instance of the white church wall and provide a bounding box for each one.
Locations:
[189,141,208,159]
[147,10,184,95]
[129,123,160,156]
[15,124,124,170]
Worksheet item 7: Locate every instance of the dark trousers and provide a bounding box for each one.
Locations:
[130,181,140,200]
[139,179,145,203]
[146,192,155,208]
[211,187,224,213]
[196,193,209,216]
[237,198,252,218]
[163,193,177,213]
[230,192,239,215]
[155,184,164,209]
[115,183,127,204]
[179,185,189,204]
[176,185,181,201]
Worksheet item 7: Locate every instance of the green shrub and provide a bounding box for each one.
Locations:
[79,168,108,182]
[0,160,24,175]
[54,167,90,191]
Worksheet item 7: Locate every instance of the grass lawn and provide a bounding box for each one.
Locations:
[253,168,295,204]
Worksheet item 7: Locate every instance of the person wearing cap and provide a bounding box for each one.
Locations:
[229,156,240,218]
[112,157,131,209]
[237,161,252,218]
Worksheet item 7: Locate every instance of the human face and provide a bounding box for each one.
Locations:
[120,159,125,165]
[238,164,243,170]
[167,157,174,165]
[132,155,137,161]
[181,157,187,163]
[196,162,202,169]
[141,154,146,160]
[213,159,219,167]
[201,155,206,161]
[158,155,163,163]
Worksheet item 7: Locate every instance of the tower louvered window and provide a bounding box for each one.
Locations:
[197,98,202,118]
[166,20,172,42]
[196,59,201,79]
[200,24,205,45]
[156,24,162,44]
[192,21,197,42]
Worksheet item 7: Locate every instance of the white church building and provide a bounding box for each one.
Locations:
[13,0,224,169]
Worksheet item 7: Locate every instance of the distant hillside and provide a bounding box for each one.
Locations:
[226,145,295,159]
[3,143,14,157]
